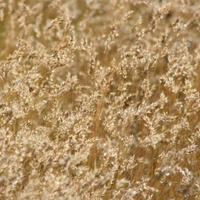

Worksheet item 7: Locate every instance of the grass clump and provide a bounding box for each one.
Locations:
[0,0,200,199]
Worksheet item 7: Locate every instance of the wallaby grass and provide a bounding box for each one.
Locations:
[0,0,200,199]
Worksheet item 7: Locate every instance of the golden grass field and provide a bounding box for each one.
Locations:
[0,0,200,199]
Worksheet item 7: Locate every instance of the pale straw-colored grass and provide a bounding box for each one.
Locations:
[0,1,200,199]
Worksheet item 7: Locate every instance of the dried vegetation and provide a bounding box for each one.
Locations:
[0,0,200,199]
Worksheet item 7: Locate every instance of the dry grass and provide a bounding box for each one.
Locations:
[0,0,200,199]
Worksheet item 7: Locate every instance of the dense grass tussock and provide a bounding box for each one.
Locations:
[0,0,200,199]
